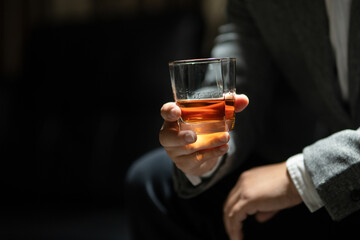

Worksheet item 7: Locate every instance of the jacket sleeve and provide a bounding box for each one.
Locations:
[173,0,279,198]
[303,127,360,220]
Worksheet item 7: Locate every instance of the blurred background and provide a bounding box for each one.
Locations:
[0,0,226,239]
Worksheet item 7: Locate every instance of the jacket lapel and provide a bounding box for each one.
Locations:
[348,0,360,126]
[284,0,353,130]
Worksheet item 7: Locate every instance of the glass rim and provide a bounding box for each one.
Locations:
[169,57,235,66]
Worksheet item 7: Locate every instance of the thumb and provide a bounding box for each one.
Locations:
[160,102,181,122]
[255,211,278,223]
[235,94,249,113]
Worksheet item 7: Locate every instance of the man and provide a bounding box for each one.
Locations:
[126,0,360,239]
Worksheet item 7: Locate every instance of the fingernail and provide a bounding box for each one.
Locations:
[185,132,196,143]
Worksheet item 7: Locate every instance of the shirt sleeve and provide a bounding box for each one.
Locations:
[286,153,324,212]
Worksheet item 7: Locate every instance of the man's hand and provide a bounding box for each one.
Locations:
[159,94,249,176]
[223,162,302,240]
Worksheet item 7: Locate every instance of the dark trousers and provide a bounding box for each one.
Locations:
[125,148,360,240]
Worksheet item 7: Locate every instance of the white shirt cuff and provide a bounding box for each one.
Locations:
[185,156,223,186]
[286,153,324,212]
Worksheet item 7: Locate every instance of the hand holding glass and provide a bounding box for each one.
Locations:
[169,58,236,134]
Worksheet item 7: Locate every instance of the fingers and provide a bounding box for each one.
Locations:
[161,95,249,121]
[223,216,244,240]
[175,144,229,176]
[167,133,230,176]
[223,199,248,240]
[159,100,239,176]
[223,183,247,240]
[159,102,231,176]
[223,209,277,240]
[235,94,249,113]
[161,94,249,122]
[223,176,245,217]
[159,126,197,147]
[179,141,229,162]
[223,162,299,240]
[168,132,229,155]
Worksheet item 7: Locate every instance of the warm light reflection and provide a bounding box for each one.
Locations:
[188,132,228,150]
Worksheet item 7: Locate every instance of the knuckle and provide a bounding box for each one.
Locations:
[241,189,253,200]
[231,205,241,216]
[240,169,253,179]
[216,132,229,144]
[208,137,220,147]
[237,173,249,186]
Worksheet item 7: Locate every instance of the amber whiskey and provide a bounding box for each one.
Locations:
[176,97,235,134]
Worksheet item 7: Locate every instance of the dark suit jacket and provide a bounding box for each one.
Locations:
[173,0,360,221]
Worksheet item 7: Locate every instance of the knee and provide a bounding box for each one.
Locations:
[126,157,146,188]
[125,157,149,199]
[125,148,172,200]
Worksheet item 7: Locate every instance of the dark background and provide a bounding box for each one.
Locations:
[0,0,226,239]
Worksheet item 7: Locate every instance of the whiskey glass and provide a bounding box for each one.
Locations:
[169,58,236,134]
